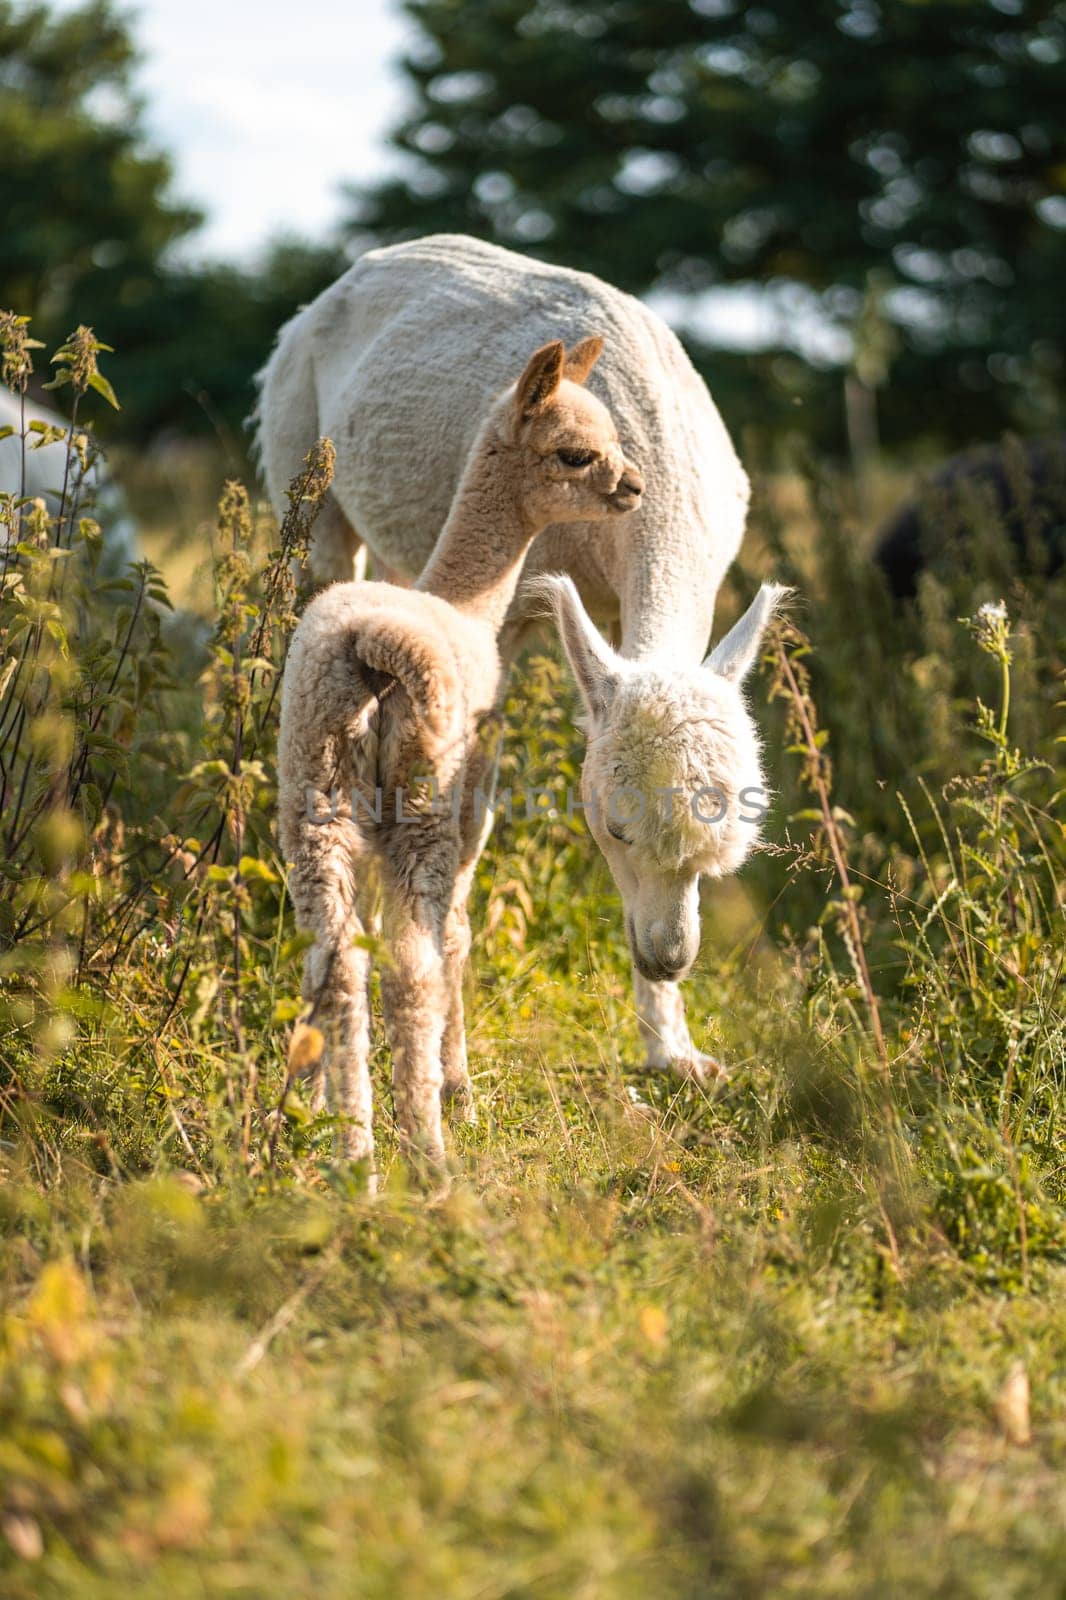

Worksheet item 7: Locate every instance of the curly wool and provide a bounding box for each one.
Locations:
[587,667,767,877]
[276,340,643,1179]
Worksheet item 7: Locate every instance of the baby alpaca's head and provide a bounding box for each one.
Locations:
[490,338,644,527]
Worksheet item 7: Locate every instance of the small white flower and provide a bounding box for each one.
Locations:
[978,599,1008,623]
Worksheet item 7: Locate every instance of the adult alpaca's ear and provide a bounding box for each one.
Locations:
[564,335,604,386]
[528,574,620,723]
[704,583,791,683]
[515,340,565,423]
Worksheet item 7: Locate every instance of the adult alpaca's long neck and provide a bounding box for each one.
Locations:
[415,424,537,634]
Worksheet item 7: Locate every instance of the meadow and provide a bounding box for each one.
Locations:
[1,319,1064,1598]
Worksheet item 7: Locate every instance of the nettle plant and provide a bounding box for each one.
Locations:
[905,601,1066,1279]
[0,311,336,1175]
[767,596,1065,1286]
[162,445,336,1168]
[0,316,173,1045]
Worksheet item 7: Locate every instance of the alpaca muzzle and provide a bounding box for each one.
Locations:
[607,465,644,512]
[627,914,696,984]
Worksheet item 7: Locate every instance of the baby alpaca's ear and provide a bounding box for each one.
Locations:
[564,335,604,385]
[515,340,565,423]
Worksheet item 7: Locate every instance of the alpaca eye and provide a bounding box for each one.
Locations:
[556,448,596,468]
[606,819,630,844]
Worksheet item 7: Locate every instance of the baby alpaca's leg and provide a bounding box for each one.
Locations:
[440,750,501,1122]
[440,864,475,1124]
[304,936,375,1167]
[379,825,456,1173]
[288,813,376,1172]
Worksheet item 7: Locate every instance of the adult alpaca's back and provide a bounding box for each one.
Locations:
[256,234,748,661]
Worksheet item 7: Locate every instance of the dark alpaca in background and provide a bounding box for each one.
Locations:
[875,436,1066,599]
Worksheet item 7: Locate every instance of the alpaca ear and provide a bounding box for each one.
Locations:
[529,574,620,723]
[704,583,790,683]
[564,335,604,386]
[515,340,565,423]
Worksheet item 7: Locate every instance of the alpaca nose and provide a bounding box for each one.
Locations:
[634,920,692,982]
[609,464,644,510]
[651,923,688,973]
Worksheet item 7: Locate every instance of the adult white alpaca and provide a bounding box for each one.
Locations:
[537,574,787,1058]
[258,234,757,1079]
[278,337,642,1176]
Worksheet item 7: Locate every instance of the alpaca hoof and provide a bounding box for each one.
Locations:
[424,1167,453,1204]
[441,1080,478,1126]
[648,1051,728,1086]
[686,1051,729,1085]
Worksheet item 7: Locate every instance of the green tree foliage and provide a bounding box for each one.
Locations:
[104,236,349,447]
[358,0,1066,447]
[0,2,346,442]
[0,2,199,391]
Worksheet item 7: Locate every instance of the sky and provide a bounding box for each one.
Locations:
[58,0,416,260]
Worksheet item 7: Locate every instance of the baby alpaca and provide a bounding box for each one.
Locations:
[277,338,642,1178]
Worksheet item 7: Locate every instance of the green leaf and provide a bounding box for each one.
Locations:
[45,618,69,654]
[28,421,67,448]
[88,370,120,410]
[80,784,103,831]
[238,856,279,883]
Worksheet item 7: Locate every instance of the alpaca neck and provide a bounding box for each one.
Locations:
[616,516,719,665]
[415,428,539,633]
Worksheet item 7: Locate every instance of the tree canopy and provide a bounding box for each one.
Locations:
[357,0,1066,448]
[0,0,345,442]
[1,2,199,362]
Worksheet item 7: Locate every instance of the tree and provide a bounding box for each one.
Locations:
[0,2,347,443]
[94,237,348,446]
[0,2,200,376]
[355,0,1066,449]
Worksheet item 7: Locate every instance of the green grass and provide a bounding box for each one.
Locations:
[1,321,1064,1595]
[2,1045,1064,1598]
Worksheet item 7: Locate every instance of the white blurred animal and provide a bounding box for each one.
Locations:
[0,389,137,570]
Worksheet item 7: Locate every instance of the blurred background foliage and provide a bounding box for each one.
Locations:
[2,0,1063,456]
[0,0,346,442]
[361,0,1066,451]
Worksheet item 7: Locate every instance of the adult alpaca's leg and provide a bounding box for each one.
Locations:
[307,494,364,588]
[631,970,725,1084]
